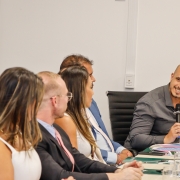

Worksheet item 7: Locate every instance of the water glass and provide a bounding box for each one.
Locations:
[162,165,176,180]
[175,164,180,179]
[174,152,180,164]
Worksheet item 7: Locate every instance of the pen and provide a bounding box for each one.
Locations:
[144,161,159,164]
[143,160,168,164]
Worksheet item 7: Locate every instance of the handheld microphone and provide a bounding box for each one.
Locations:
[176,104,180,123]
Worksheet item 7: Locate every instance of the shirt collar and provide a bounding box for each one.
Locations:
[37,119,56,138]
[164,83,174,108]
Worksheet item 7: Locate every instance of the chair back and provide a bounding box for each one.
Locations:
[107,91,147,146]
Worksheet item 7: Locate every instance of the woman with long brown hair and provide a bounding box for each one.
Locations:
[0,67,44,180]
[55,65,105,163]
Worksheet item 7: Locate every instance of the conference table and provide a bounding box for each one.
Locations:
[123,154,174,180]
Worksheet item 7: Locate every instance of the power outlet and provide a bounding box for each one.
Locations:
[125,74,135,88]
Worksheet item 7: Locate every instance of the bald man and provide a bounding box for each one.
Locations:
[125,65,180,151]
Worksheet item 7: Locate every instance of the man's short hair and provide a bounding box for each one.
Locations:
[37,71,60,99]
[59,54,93,73]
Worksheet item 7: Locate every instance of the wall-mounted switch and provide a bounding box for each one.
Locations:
[125,74,135,88]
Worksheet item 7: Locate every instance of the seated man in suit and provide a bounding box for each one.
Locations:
[36,71,143,180]
[124,65,180,151]
[59,54,133,165]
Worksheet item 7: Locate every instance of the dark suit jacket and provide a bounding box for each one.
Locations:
[36,123,117,180]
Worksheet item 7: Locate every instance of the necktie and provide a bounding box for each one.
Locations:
[55,129,75,171]
[87,111,114,153]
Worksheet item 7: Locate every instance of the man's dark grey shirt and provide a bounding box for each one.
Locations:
[124,84,177,151]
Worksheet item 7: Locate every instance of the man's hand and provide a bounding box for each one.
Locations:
[122,161,144,171]
[121,149,133,157]
[118,167,143,180]
[164,123,180,144]
[108,161,143,180]
[62,176,75,180]
[116,149,133,165]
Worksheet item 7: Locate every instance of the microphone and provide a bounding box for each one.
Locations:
[176,104,180,123]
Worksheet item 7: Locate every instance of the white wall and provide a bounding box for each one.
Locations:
[136,0,180,91]
[1,0,180,138]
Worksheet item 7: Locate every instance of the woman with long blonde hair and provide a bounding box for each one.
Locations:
[0,67,44,180]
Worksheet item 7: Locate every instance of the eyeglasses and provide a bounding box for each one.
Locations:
[50,92,73,101]
[60,92,73,101]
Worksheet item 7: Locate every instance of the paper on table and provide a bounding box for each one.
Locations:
[150,143,180,152]
[122,156,170,163]
[143,169,162,175]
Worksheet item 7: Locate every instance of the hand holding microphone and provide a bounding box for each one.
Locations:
[164,104,180,144]
[175,104,180,123]
[175,104,180,141]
